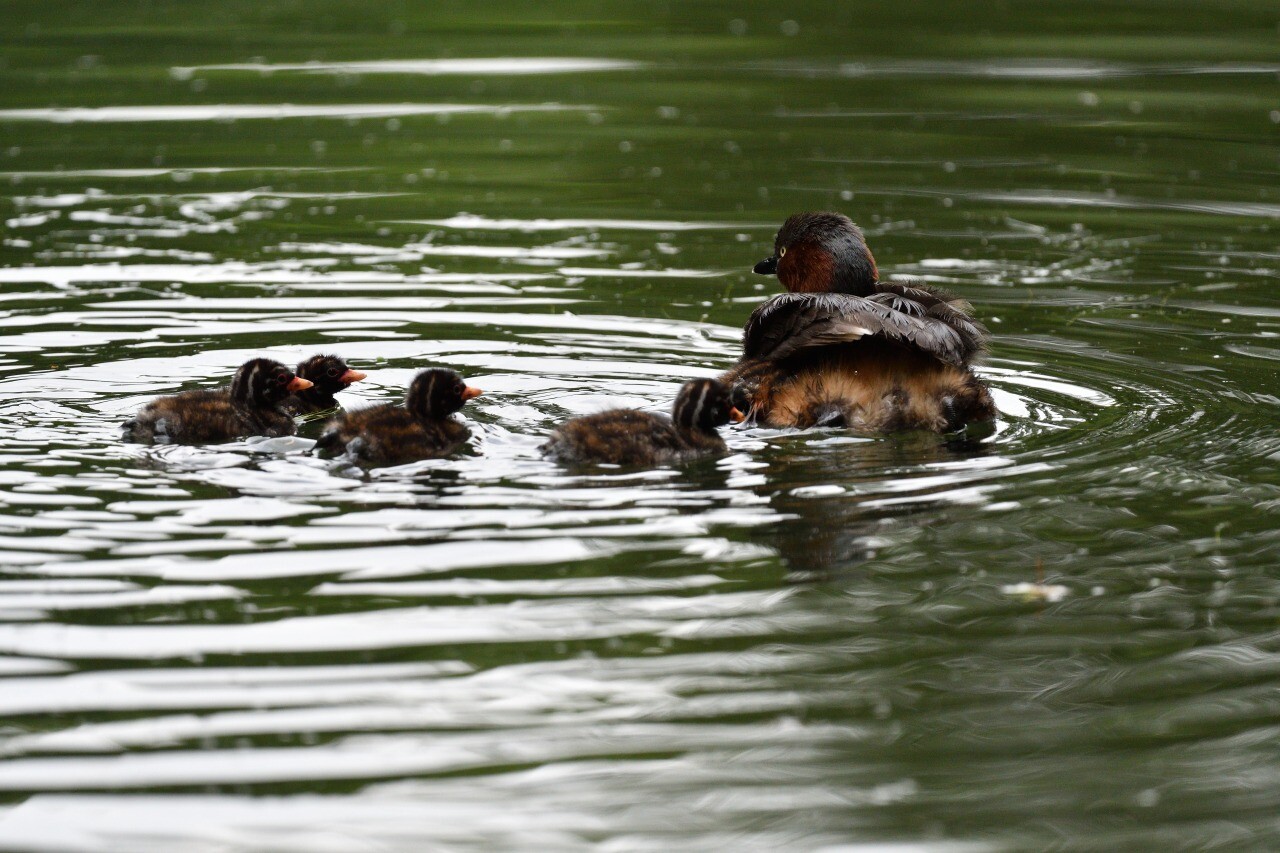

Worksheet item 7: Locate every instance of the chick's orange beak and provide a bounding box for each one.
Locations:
[462,386,483,401]
[340,369,367,384]
[287,376,314,392]
[729,407,746,423]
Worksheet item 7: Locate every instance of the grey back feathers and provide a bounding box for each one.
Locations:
[742,282,988,368]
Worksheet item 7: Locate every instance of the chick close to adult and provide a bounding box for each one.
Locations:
[721,211,995,433]
[541,378,744,467]
[122,358,313,445]
[280,353,367,417]
[314,368,482,466]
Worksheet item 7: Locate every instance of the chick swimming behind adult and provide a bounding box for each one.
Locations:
[541,378,744,467]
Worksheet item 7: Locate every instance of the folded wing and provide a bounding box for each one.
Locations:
[742,282,988,367]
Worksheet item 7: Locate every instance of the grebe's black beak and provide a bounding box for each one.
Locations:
[753,256,778,275]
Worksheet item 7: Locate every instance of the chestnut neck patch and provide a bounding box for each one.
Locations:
[778,241,837,293]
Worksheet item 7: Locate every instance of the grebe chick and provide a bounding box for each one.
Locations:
[542,378,744,467]
[281,353,367,417]
[122,358,312,445]
[314,368,481,467]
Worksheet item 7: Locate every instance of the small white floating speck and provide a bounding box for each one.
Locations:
[1001,582,1069,603]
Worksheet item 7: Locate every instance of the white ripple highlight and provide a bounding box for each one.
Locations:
[173,57,642,77]
[0,721,861,791]
[0,589,798,659]
[0,103,592,123]
[399,214,770,232]
[0,167,371,179]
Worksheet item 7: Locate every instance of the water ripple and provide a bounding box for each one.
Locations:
[173,58,643,77]
[0,103,594,124]
[2,19,1278,849]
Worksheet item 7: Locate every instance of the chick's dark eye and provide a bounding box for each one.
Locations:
[455,384,465,395]
[276,374,289,385]
[327,367,340,378]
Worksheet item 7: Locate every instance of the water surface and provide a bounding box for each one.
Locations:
[1,1,1278,849]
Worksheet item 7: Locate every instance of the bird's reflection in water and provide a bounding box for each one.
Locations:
[748,428,993,579]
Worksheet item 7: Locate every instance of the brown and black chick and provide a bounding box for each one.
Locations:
[122,358,313,445]
[313,368,482,467]
[721,211,996,433]
[541,378,744,467]
[280,353,367,417]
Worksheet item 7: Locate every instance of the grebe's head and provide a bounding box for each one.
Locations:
[671,378,744,433]
[295,354,366,396]
[752,211,878,295]
[230,358,311,407]
[405,368,482,422]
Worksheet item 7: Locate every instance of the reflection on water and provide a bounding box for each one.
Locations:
[1,0,1279,849]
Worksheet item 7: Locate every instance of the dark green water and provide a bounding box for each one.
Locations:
[0,2,1278,849]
